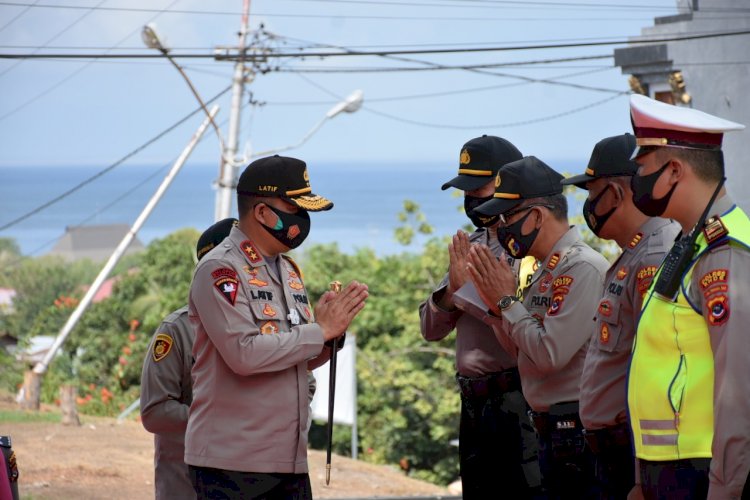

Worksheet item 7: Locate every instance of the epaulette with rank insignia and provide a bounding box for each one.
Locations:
[703,215,729,246]
[282,254,304,280]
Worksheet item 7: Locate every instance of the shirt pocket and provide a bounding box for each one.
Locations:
[593,299,623,352]
[248,301,284,334]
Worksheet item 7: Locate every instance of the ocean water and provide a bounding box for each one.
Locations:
[0,159,585,257]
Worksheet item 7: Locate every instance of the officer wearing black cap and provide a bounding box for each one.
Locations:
[185,155,368,498]
[562,134,679,499]
[420,135,541,499]
[627,95,750,499]
[466,156,609,498]
[140,217,237,500]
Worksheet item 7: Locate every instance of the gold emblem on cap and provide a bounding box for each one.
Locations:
[495,174,502,188]
[460,149,471,165]
[303,169,309,181]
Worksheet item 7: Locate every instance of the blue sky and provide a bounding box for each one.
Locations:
[0,0,682,169]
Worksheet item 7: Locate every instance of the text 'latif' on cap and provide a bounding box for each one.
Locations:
[236,155,333,212]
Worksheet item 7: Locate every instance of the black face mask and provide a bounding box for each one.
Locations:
[496,209,539,259]
[258,203,311,249]
[464,195,499,228]
[583,184,618,236]
[631,161,677,217]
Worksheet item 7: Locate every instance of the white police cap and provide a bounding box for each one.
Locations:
[630,94,745,159]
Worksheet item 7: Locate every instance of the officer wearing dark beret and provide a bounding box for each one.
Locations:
[140,217,237,500]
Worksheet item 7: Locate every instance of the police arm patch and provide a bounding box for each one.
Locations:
[707,294,729,326]
[153,333,173,362]
[212,267,239,306]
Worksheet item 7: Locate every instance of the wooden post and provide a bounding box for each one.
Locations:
[19,370,40,411]
[59,385,80,426]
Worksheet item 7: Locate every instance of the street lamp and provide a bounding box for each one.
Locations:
[251,89,364,158]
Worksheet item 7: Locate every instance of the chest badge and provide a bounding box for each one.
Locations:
[262,303,277,317]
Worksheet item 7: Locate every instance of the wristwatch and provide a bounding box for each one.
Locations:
[497,295,520,311]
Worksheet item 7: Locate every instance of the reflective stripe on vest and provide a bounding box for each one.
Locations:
[628,205,750,461]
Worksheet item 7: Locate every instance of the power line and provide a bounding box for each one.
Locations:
[362,93,625,130]
[0,0,39,34]
[0,85,232,233]
[3,29,748,60]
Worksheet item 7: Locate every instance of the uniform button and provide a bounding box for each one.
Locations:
[224,243,230,247]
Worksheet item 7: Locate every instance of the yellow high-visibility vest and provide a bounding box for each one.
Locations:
[628,205,750,460]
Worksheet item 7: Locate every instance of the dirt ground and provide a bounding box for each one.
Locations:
[1,397,453,500]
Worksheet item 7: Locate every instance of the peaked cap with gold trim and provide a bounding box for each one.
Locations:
[630,94,745,159]
[474,156,564,215]
[561,133,638,190]
[441,134,522,191]
[237,155,333,211]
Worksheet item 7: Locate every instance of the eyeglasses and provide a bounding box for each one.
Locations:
[499,203,554,225]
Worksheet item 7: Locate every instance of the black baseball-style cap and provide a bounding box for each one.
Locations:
[441,135,523,191]
[473,156,564,215]
[196,217,238,261]
[561,133,638,189]
[237,155,333,211]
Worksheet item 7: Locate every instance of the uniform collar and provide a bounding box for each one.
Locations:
[708,193,735,219]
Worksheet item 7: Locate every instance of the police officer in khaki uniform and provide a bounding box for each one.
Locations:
[561,133,680,499]
[627,95,749,499]
[140,217,237,500]
[466,156,609,498]
[185,155,368,499]
[419,135,541,499]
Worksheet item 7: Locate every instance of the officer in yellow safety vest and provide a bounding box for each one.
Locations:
[627,94,750,499]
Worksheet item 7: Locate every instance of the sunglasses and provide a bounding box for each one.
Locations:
[499,203,554,225]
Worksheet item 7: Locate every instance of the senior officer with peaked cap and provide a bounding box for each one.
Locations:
[420,135,541,499]
[626,94,749,499]
[185,155,368,498]
[465,156,609,498]
[562,133,680,499]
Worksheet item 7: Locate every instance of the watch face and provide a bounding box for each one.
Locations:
[500,296,513,309]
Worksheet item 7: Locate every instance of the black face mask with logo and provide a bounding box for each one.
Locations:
[582,184,618,236]
[631,161,677,217]
[258,203,311,249]
[464,195,499,228]
[496,209,539,259]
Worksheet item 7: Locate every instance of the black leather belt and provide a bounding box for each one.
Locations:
[583,422,632,455]
[530,401,581,438]
[456,368,521,399]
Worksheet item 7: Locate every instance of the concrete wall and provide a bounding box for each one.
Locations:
[614,0,750,210]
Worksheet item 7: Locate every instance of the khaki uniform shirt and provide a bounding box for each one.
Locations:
[683,195,750,499]
[140,306,196,500]
[489,226,609,412]
[579,218,679,430]
[419,228,517,376]
[185,226,324,474]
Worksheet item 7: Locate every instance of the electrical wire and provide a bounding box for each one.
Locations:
[0,85,232,233]
[4,29,748,59]
[361,93,625,129]
[0,0,39,34]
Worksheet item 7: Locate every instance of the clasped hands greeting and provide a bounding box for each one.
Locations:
[447,230,517,315]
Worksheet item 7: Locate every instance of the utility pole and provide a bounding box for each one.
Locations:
[215,0,252,221]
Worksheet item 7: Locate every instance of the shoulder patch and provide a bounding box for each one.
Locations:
[213,268,239,306]
[703,216,728,245]
[699,269,728,297]
[706,294,729,326]
[628,232,643,249]
[636,265,658,295]
[547,292,566,316]
[240,240,262,264]
[552,275,574,292]
[152,333,173,362]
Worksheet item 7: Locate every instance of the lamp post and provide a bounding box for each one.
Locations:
[142,23,364,219]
